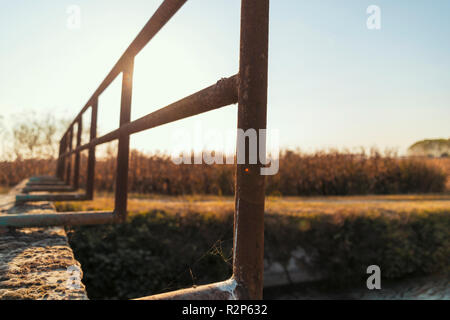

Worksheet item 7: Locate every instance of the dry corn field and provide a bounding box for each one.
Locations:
[1,151,449,196]
[425,157,450,190]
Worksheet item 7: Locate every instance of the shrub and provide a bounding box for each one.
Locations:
[265,210,450,286]
[0,159,56,187]
[66,211,234,299]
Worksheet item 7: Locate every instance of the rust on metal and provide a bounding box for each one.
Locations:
[58,136,67,180]
[58,75,238,159]
[73,117,83,190]
[57,141,64,179]
[136,278,239,300]
[61,0,188,138]
[26,180,67,186]
[233,0,269,300]
[65,127,73,185]
[28,176,59,182]
[86,99,98,200]
[16,193,87,203]
[115,59,134,221]
[22,185,75,193]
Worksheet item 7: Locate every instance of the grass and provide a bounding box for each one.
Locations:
[55,193,450,217]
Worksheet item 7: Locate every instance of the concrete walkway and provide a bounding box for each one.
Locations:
[0,181,88,300]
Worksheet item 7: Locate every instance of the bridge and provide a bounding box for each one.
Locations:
[0,0,269,300]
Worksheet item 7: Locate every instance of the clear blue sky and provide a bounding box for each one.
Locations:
[1,0,449,155]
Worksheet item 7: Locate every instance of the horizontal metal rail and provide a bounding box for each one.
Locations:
[0,211,115,227]
[59,75,238,159]
[61,0,188,139]
[28,176,60,182]
[16,192,87,203]
[22,185,75,193]
[26,180,67,186]
[136,278,239,300]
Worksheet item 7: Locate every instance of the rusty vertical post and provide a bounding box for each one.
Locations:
[114,59,134,221]
[66,127,73,185]
[86,100,98,200]
[60,135,67,181]
[73,117,83,190]
[56,140,63,179]
[233,0,269,300]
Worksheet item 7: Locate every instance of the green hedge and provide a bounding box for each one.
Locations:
[265,210,450,286]
[66,212,234,299]
[66,209,450,299]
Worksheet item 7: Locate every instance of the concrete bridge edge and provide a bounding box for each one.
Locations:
[0,180,88,300]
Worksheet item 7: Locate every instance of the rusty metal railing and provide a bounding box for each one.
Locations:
[0,0,269,300]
